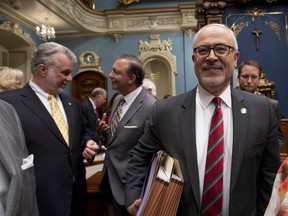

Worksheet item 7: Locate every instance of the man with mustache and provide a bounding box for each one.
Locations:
[125,24,280,216]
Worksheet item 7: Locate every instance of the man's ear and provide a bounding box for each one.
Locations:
[128,74,136,84]
[38,64,47,77]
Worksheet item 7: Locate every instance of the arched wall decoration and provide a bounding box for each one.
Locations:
[0,20,36,83]
[138,34,177,99]
[0,20,35,47]
[78,51,103,73]
[73,51,107,102]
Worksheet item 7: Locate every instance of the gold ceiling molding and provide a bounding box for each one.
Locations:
[44,0,197,39]
[0,20,34,46]
[118,0,139,6]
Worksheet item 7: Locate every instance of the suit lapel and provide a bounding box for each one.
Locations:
[21,85,68,147]
[180,88,201,210]
[230,88,248,192]
[109,89,146,142]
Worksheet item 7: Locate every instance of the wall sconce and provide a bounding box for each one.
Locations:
[111,33,123,43]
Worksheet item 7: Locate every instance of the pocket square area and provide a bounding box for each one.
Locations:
[21,154,34,170]
[124,125,138,128]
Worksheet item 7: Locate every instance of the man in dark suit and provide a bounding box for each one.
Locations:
[237,59,284,146]
[0,99,39,216]
[0,42,98,216]
[98,54,157,216]
[81,87,107,143]
[125,24,280,216]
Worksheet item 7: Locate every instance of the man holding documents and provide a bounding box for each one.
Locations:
[125,24,280,216]
[98,54,156,215]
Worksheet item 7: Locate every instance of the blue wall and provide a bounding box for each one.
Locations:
[57,32,197,98]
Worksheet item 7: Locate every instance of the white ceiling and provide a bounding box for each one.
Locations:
[0,0,85,35]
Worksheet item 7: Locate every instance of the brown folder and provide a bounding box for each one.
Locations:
[137,151,184,216]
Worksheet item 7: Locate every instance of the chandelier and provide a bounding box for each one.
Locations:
[35,18,56,41]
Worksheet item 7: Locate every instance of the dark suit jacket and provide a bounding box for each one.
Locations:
[0,99,39,216]
[100,88,157,206]
[0,84,87,216]
[80,99,101,143]
[267,98,284,146]
[125,87,281,216]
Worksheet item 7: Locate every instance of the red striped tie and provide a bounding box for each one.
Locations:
[201,97,224,216]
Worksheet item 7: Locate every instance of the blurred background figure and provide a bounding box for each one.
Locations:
[237,60,284,146]
[0,67,24,92]
[142,78,157,99]
[0,99,39,216]
[81,87,107,144]
[163,94,172,99]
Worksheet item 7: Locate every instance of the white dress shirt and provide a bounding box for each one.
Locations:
[29,80,68,127]
[195,84,233,216]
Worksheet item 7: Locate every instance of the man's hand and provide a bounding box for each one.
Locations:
[82,140,99,161]
[97,113,110,134]
[127,199,142,216]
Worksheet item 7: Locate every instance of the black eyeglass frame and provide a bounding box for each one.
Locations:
[193,43,236,58]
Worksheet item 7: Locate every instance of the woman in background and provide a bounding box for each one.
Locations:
[0,67,24,92]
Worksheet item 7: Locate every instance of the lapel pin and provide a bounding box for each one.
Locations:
[240,108,247,114]
[68,103,72,105]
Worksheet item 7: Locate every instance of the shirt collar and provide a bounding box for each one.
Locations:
[197,84,232,110]
[89,98,96,110]
[122,86,142,106]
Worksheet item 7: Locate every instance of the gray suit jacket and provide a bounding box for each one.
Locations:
[100,87,157,205]
[0,99,39,216]
[125,87,280,216]
[0,84,87,216]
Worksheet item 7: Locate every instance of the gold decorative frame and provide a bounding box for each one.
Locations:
[226,8,287,46]
[78,51,103,73]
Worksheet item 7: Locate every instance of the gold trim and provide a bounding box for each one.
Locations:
[118,0,139,6]
[79,51,103,72]
[226,9,286,42]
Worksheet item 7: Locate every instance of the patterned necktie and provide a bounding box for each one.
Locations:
[110,97,125,137]
[48,94,69,145]
[201,97,224,216]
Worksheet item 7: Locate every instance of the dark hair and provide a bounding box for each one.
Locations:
[116,54,144,85]
[238,60,263,76]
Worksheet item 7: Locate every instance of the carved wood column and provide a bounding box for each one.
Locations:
[195,0,226,30]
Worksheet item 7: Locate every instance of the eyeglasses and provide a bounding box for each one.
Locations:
[193,43,235,58]
[239,74,259,80]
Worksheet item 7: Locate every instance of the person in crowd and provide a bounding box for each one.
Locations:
[125,24,280,216]
[142,78,157,99]
[98,54,157,216]
[81,87,107,143]
[0,99,39,216]
[237,59,284,146]
[0,66,24,92]
[265,156,288,215]
[0,42,98,216]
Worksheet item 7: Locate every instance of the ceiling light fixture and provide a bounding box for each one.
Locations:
[35,18,55,41]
